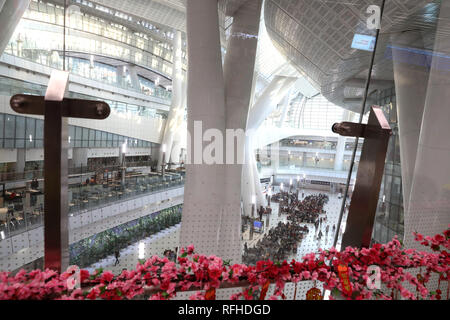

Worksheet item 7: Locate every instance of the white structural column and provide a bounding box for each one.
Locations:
[180,0,229,260]
[116,65,126,87]
[72,148,88,167]
[242,76,297,215]
[222,0,262,253]
[391,31,429,211]
[278,88,292,127]
[333,110,350,171]
[16,148,26,173]
[0,0,30,55]
[128,65,141,90]
[158,30,185,168]
[170,77,188,164]
[404,2,450,248]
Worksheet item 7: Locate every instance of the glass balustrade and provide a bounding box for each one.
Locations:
[0,171,185,240]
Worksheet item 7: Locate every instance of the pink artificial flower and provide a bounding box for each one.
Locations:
[101,271,114,283]
[302,271,311,279]
[187,245,195,254]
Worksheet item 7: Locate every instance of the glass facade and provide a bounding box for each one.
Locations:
[0,112,153,150]
[4,0,179,100]
[372,87,404,244]
[0,75,168,120]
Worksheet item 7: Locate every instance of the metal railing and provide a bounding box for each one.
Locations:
[0,171,185,240]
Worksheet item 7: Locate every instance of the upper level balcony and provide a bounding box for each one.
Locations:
[0,169,185,241]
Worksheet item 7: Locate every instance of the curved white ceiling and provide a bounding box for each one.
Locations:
[264,0,439,112]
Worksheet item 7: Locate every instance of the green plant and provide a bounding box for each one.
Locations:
[69,205,182,267]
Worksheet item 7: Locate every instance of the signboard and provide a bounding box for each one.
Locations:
[260,177,271,184]
[310,180,331,186]
[351,34,376,52]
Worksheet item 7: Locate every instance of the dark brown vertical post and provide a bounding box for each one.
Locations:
[333,107,392,248]
[10,70,110,271]
[44,100,69,272]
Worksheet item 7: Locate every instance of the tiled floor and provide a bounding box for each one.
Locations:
[87,189,349,277]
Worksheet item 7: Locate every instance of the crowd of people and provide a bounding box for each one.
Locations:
[243,221,309,265]
[283,194,329,225]
[242,191,329,265]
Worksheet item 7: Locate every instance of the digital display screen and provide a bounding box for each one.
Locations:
[254,221,263,228]
[351,34,376,52]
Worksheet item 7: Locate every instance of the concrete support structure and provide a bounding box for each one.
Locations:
[0,0,30,55]
[223,0,262,248]
[16,148,26,173]
[181,0,261,263]
[158,30,185,168]
[403,3,450,248]
[391,31,429,212]
[128,65,141,90]
[334,110,350,171]
[278,88,292,127]
[271,142,280,173]
[72,148,88,168]
[181,0,231,261]
[116,65,126,87]
[242,76,297,216]
[116,64,140,89]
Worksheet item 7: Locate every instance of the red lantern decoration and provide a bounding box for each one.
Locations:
[205,288,216,300]
[306,287,323,300]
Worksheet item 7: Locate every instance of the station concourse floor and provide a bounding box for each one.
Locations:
[86,189,349,274]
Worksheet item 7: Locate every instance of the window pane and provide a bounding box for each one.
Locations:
[0,114,4,147]
[5,115,15,138]
[82,128,89,141]
[15,116,25,139]
[68,125,75,142]
[15,139,24,148]
[95,130,101,141]
[36,119,44,139]
[89,129,95,141]
[26,117,35,141]
[4,139,14,148]
[75,127,82,140]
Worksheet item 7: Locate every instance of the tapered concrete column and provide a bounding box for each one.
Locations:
[334,110,350,171]
[403,3,450,248]
[0,0,30,55]
[222,0,262,256]
[242,76,297,216]
[16,148,26,173]
[116,65,126,87]
[170,81,188,164]
[72,148,88,167]
[180,0,229,260]
[271,142,280,172]
[128,65,141,90]
[158,30,184,168]
[278,88,292,127]
[391,31,429,211]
